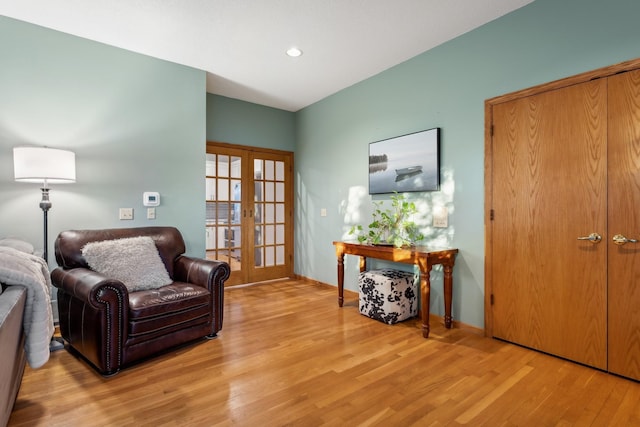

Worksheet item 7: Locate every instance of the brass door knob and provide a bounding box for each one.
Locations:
[613,234,638,246]
[577,233,602,243]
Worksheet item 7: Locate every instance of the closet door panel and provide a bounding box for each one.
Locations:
[608,69,640,380]
[491,80,608,369]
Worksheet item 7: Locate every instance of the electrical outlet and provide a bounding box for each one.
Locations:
[320,208,327,217]
[433,206,448,228]
[147,207,156,220]
[119,208,134,220]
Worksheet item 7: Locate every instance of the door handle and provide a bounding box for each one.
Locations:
[577,233,602,243]
[612,234,638,245]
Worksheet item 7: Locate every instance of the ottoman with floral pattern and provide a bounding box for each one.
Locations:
[358,268,418,324]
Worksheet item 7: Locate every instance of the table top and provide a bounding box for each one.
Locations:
[333,241,458,261]
[333,241,457,253]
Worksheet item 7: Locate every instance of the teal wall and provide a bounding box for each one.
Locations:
[3,0,640,331]
[206,94,295,151]
[0,16,207,264]
[295,0,640,328]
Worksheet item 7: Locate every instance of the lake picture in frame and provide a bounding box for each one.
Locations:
[368,127,440,194]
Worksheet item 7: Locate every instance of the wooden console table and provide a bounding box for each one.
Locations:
[333,241,458,338]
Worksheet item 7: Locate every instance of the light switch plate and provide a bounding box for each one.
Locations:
[433,206,448,228]
[119,208,133,220]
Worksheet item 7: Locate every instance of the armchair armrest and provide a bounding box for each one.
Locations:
[51,267,130,375]
[173,256,230,334]
[173,256,230,289]
[51,268,130,312]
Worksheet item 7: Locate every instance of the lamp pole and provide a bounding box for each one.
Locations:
[39,183,52,263]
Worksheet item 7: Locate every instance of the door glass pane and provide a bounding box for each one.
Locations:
[218,155,229,177]
[206,202,216,224]
[275,161,284,181]
[231,202,241,224]
[255,246,263,267]
[276,204,284,223]
[206,154,216,176]
[230,156,241,178]
[265,203,275,223]
[276,224,285,245]
[265,182,274,202]
[265,246,275,267]
[276,182,284,202]
[217,179,229,201]
[231,180,241,201]
[254,159,262,179]
[276,246,284,265]
[265,160,274,180]
[222,204,230,224]
[231,226,241,247]
[255,182,263,203]
[206,227,215,249]
[265,225,275,245]
[206,178,216,200]
[254,204,262,224]
[255,225,263,245]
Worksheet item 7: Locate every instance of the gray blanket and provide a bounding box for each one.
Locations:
[0,246,54,368]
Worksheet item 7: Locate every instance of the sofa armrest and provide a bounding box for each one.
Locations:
[0,287,27,427]
[173,257,229,334]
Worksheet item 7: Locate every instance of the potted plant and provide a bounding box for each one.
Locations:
[349,192,424,248]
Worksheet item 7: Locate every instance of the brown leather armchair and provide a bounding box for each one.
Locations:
[51,226,230,376]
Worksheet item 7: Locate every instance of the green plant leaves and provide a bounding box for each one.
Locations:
[348,192,424,247]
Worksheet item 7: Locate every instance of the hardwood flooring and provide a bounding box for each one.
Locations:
[8,279,640,426]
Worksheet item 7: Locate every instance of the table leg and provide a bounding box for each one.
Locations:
[337,253,345,307]
[443,263,453,328]
[419,263,432,338]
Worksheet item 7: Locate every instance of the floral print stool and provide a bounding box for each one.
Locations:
[358,268,418,324]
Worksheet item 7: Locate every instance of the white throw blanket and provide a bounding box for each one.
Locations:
[0,246,54,368]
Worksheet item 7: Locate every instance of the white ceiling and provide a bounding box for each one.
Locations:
[0,0,533,112]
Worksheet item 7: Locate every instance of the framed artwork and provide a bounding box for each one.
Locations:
[368,127,440,194]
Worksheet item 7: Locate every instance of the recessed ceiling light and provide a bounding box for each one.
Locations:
[286,47,303,58]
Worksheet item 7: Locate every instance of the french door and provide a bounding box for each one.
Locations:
[206,142,293,286]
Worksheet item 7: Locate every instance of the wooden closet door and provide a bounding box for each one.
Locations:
[608,69,640,380]
[490,80,608,369]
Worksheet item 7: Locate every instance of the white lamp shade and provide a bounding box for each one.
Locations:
[13,147,76,184]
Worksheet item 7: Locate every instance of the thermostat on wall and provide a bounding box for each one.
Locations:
[143,192,160,206]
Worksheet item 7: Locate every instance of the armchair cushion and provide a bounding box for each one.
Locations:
[127,284,211,341]
[82,236,172,292]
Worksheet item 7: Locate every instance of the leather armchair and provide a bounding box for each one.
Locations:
[51,226,230,376]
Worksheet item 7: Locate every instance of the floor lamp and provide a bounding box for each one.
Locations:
[13,146,76,264]
[14,146,76,353]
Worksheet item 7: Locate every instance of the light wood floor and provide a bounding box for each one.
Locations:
[8,279,640,426]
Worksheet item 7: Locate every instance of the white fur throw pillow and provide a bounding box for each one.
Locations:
[82,236,173,292]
